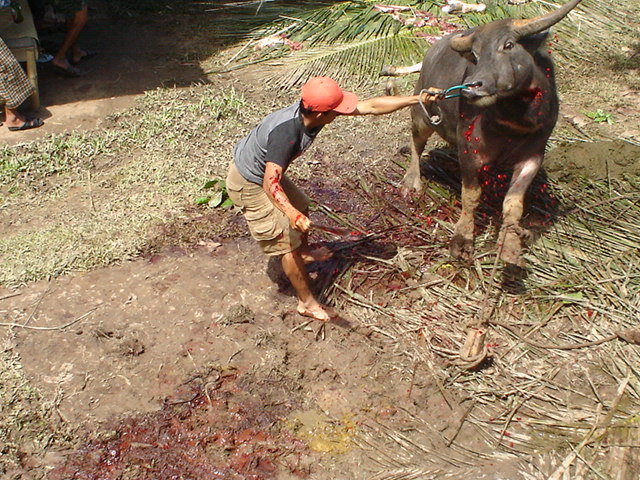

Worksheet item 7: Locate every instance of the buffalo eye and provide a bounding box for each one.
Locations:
[504,41,515,50]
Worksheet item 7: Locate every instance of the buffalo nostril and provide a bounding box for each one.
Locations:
[465,81,482,88]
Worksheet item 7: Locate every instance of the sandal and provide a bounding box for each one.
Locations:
[52,63,85,78]
[8,117,44,131]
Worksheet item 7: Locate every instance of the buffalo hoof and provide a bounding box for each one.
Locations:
[450,234,474,262]
[517,226,533,245]
[400,175,422,197]
[499,228,524,267]
[502,264,527,294]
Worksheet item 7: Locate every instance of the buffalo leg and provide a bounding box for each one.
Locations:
[499,156,541,266]
[402,111,433,195]
[451,159,482,261]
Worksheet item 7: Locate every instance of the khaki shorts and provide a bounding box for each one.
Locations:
[226,162,310,256]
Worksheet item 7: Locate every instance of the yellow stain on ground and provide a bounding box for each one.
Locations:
[286,410,357,454]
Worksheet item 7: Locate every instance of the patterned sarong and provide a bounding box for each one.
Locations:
[0,37,34,109]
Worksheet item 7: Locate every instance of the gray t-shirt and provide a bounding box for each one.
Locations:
[234,102,322,185]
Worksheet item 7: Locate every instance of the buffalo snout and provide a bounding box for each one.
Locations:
[462,81,487,99]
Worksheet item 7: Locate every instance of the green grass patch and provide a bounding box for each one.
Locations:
[0,84,263,286]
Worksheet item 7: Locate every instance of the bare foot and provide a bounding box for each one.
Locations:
[71,49,97,65]
[51,57,71,70]
[72,48,87,64]
[300,246,333,264]
[297,301,337,322]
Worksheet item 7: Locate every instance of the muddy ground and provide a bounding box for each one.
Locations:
[1,2,640,480]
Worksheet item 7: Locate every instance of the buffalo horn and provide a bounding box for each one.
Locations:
[512,0,583,39]
[450,32,474,52]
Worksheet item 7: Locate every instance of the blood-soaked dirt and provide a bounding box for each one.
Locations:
[49,370,310,480]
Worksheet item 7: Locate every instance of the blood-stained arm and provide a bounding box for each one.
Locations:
[348,88,441,115]
[262,120,311,232]
[263,161,310,232]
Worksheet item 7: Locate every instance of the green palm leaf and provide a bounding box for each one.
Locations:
[222,0,637,88]
[263,33,428,88]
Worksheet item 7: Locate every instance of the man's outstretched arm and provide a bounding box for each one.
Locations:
[349,88,440,115]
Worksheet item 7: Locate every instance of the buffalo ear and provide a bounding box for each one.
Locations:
[518,30,549,53]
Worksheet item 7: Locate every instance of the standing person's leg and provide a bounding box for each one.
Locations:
[279,176,332,264]
[3,105,44,130]
[0,39,44,131]
[226,163,336,322]
[51,1,89,76]
[281,249,334,321]
[278,175,334,319]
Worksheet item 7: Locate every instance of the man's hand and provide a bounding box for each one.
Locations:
[290,211,311,233]
[420,87,441,103]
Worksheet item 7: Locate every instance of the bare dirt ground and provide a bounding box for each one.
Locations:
[1,2,640,480]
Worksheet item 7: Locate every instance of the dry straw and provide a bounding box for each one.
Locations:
[313,167,640,478]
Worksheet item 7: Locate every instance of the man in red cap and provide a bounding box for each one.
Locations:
[227,76,437,322]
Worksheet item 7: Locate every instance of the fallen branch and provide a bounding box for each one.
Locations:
[0,292,21,301]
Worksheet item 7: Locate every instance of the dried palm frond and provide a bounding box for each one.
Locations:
[310,159,640,475]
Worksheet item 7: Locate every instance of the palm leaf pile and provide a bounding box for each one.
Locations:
[300,151,640,477]
[216,0,636,89]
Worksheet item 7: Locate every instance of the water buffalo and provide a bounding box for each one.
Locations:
[397,0,583,267]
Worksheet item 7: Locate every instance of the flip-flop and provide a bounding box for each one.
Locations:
[52,63,85,77]
[37,52,54,63]
[70,50,98,65]
[8,117,44,132]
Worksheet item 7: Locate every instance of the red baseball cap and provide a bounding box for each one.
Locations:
[300,77,359,114]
